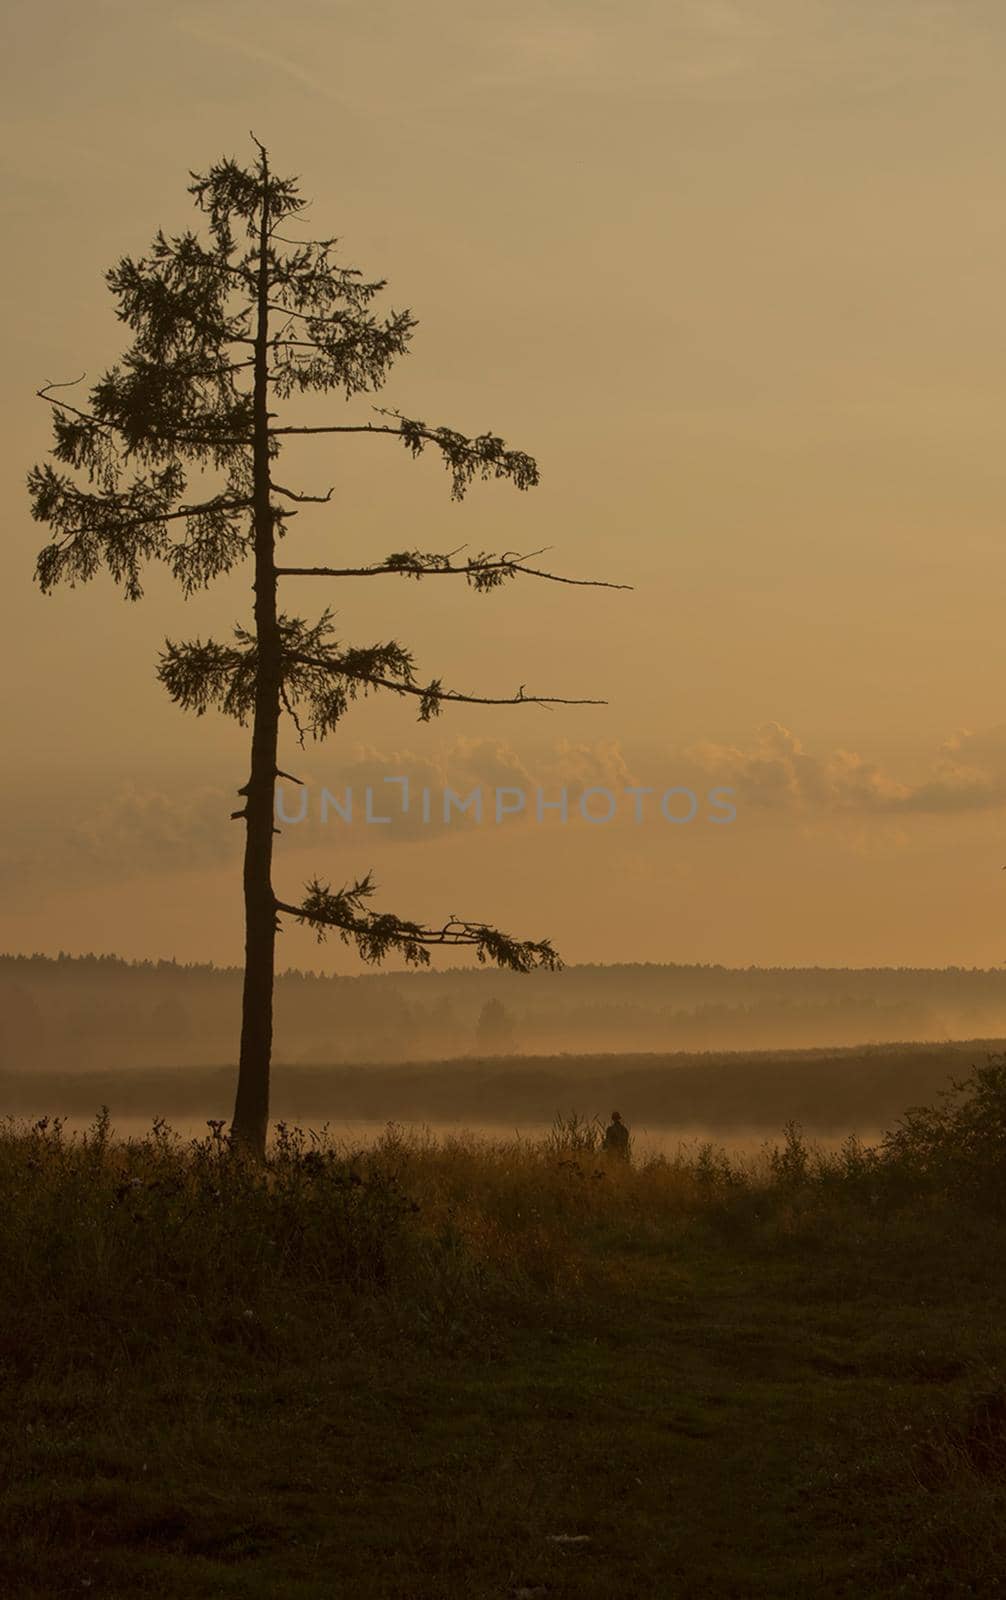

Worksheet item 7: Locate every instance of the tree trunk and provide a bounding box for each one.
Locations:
[231,156,278,1159]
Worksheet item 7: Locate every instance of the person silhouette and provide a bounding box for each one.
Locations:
[602,1110,630,1160]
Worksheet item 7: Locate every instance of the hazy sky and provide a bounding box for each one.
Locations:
[5,0,1006,969]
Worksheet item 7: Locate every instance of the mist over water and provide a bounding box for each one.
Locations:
[4,954,1002,1151]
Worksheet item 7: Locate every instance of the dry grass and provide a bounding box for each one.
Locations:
[2,1084,1006,1596]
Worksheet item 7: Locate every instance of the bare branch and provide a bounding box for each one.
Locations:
[287,651,605,710]
[275,548,631,590]
[270,481,334,504]
[280,682,308,747]
[268,234,337,248]
[39,374,88,396]
[271,421,432,439]
[264,303,323,325]
[37,381,108,429]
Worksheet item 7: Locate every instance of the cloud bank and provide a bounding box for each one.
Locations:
[688,722,1006,816]
[7,723,1006,902]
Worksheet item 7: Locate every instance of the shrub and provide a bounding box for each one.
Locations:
[880,1052,1006,1214]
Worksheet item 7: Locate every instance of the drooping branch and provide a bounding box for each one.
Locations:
[37,379,253,467]
[270,481,333,504]
[41,393,538,502]
[108,229,256,353]
[168,500,254,593]
[90,358,253,465]
[275,874,562,972]
[268,308,416,400]
[270,406,538,500]
[30,462,253,599]
[158,633,259,721]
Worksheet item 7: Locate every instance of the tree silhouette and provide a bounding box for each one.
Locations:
[28,139,622,1158]
[475,997,516,1054]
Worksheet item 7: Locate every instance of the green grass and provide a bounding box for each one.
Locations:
[2,1096,1006,1598]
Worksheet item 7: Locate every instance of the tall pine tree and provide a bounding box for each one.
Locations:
[29,140,621,1157]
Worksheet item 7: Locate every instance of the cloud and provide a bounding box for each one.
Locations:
[8,720,1006,908]
[463,0,973,99]
[165,0,974,126]
[275,737,638,842]
[170,10,343,104]
[687,721,1006,817]
[0,738,642,901]
[0,784,241,896]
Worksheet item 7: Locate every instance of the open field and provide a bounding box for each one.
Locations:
[2,1037,1000,1137]
[4,1060,1006,1598]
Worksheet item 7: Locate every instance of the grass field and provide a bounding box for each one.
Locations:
[3,1071,1006,1598]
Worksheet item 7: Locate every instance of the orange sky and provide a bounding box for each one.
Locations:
[5,0,1006,970]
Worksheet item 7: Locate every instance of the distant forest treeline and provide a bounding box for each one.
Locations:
[2,951,1006,1070]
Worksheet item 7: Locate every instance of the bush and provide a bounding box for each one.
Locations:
[0,1112,418,1376]
[880,1052,1006,1214]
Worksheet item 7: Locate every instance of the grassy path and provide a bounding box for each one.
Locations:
[5,1224,1004,1598]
